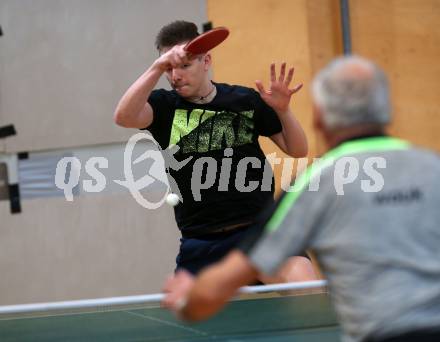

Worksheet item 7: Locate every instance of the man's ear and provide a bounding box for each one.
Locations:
[312,103,324,132]
[203,53,212,71]
[313,103,331,152]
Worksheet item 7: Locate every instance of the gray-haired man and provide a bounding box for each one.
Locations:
[163,55,440,342]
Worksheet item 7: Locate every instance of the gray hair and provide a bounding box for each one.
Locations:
[312,55,391,130]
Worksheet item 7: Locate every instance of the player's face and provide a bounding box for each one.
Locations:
[162,48,211,98]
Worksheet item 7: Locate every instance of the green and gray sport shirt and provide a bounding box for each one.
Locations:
[244,137,440,342]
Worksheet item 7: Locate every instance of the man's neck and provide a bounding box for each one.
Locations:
[186,81,217,104]
[325,124,386,150]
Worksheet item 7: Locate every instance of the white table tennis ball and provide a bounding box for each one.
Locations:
[166,193,180,207]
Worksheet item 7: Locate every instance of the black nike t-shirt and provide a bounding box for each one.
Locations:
[146,82,282,236]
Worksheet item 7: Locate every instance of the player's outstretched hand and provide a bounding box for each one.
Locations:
[255,63,303,114]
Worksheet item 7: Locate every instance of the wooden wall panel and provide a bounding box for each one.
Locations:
[306,0,344,155]
[350,0,440,151]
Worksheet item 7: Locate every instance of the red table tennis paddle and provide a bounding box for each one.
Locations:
[184,27,229,56]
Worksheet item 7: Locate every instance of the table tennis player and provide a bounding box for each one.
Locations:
[163,55,440,342]
[114,20,316,280]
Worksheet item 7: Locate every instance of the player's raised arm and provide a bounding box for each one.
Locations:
[113,44,189,129]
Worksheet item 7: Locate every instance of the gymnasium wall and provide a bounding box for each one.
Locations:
[1,0,439,305]
[0,0,206,152]
[0,0,206,305]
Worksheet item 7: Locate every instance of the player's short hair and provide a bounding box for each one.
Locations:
[155,20,199,51]
[312,55,391,130]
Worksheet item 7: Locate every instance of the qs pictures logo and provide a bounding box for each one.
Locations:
[55,132,188,209]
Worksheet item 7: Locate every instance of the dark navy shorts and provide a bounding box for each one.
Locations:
[175,225,252,275]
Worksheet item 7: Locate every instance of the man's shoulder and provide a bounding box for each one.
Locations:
[409,145,440,158]
[215,82,256,96]
[404,146,440,170]
[151,88,178,99]
[149,88,182,107]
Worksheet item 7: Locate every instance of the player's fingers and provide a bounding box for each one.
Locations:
[255,80,266,94]
[270,63,276,83]
[186,52,196,60]
[168,54,179,69]
[285,67,294,86]
[176,52,187,62]
[176,53,187,66]
[278,62,286,83]
[162,274,175,292]
[169,48,187,67]
[161,294,174,308]
[174,44,187,58]
[177,269,193,279]
[289,83,303,95]
[177,48,191,62]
